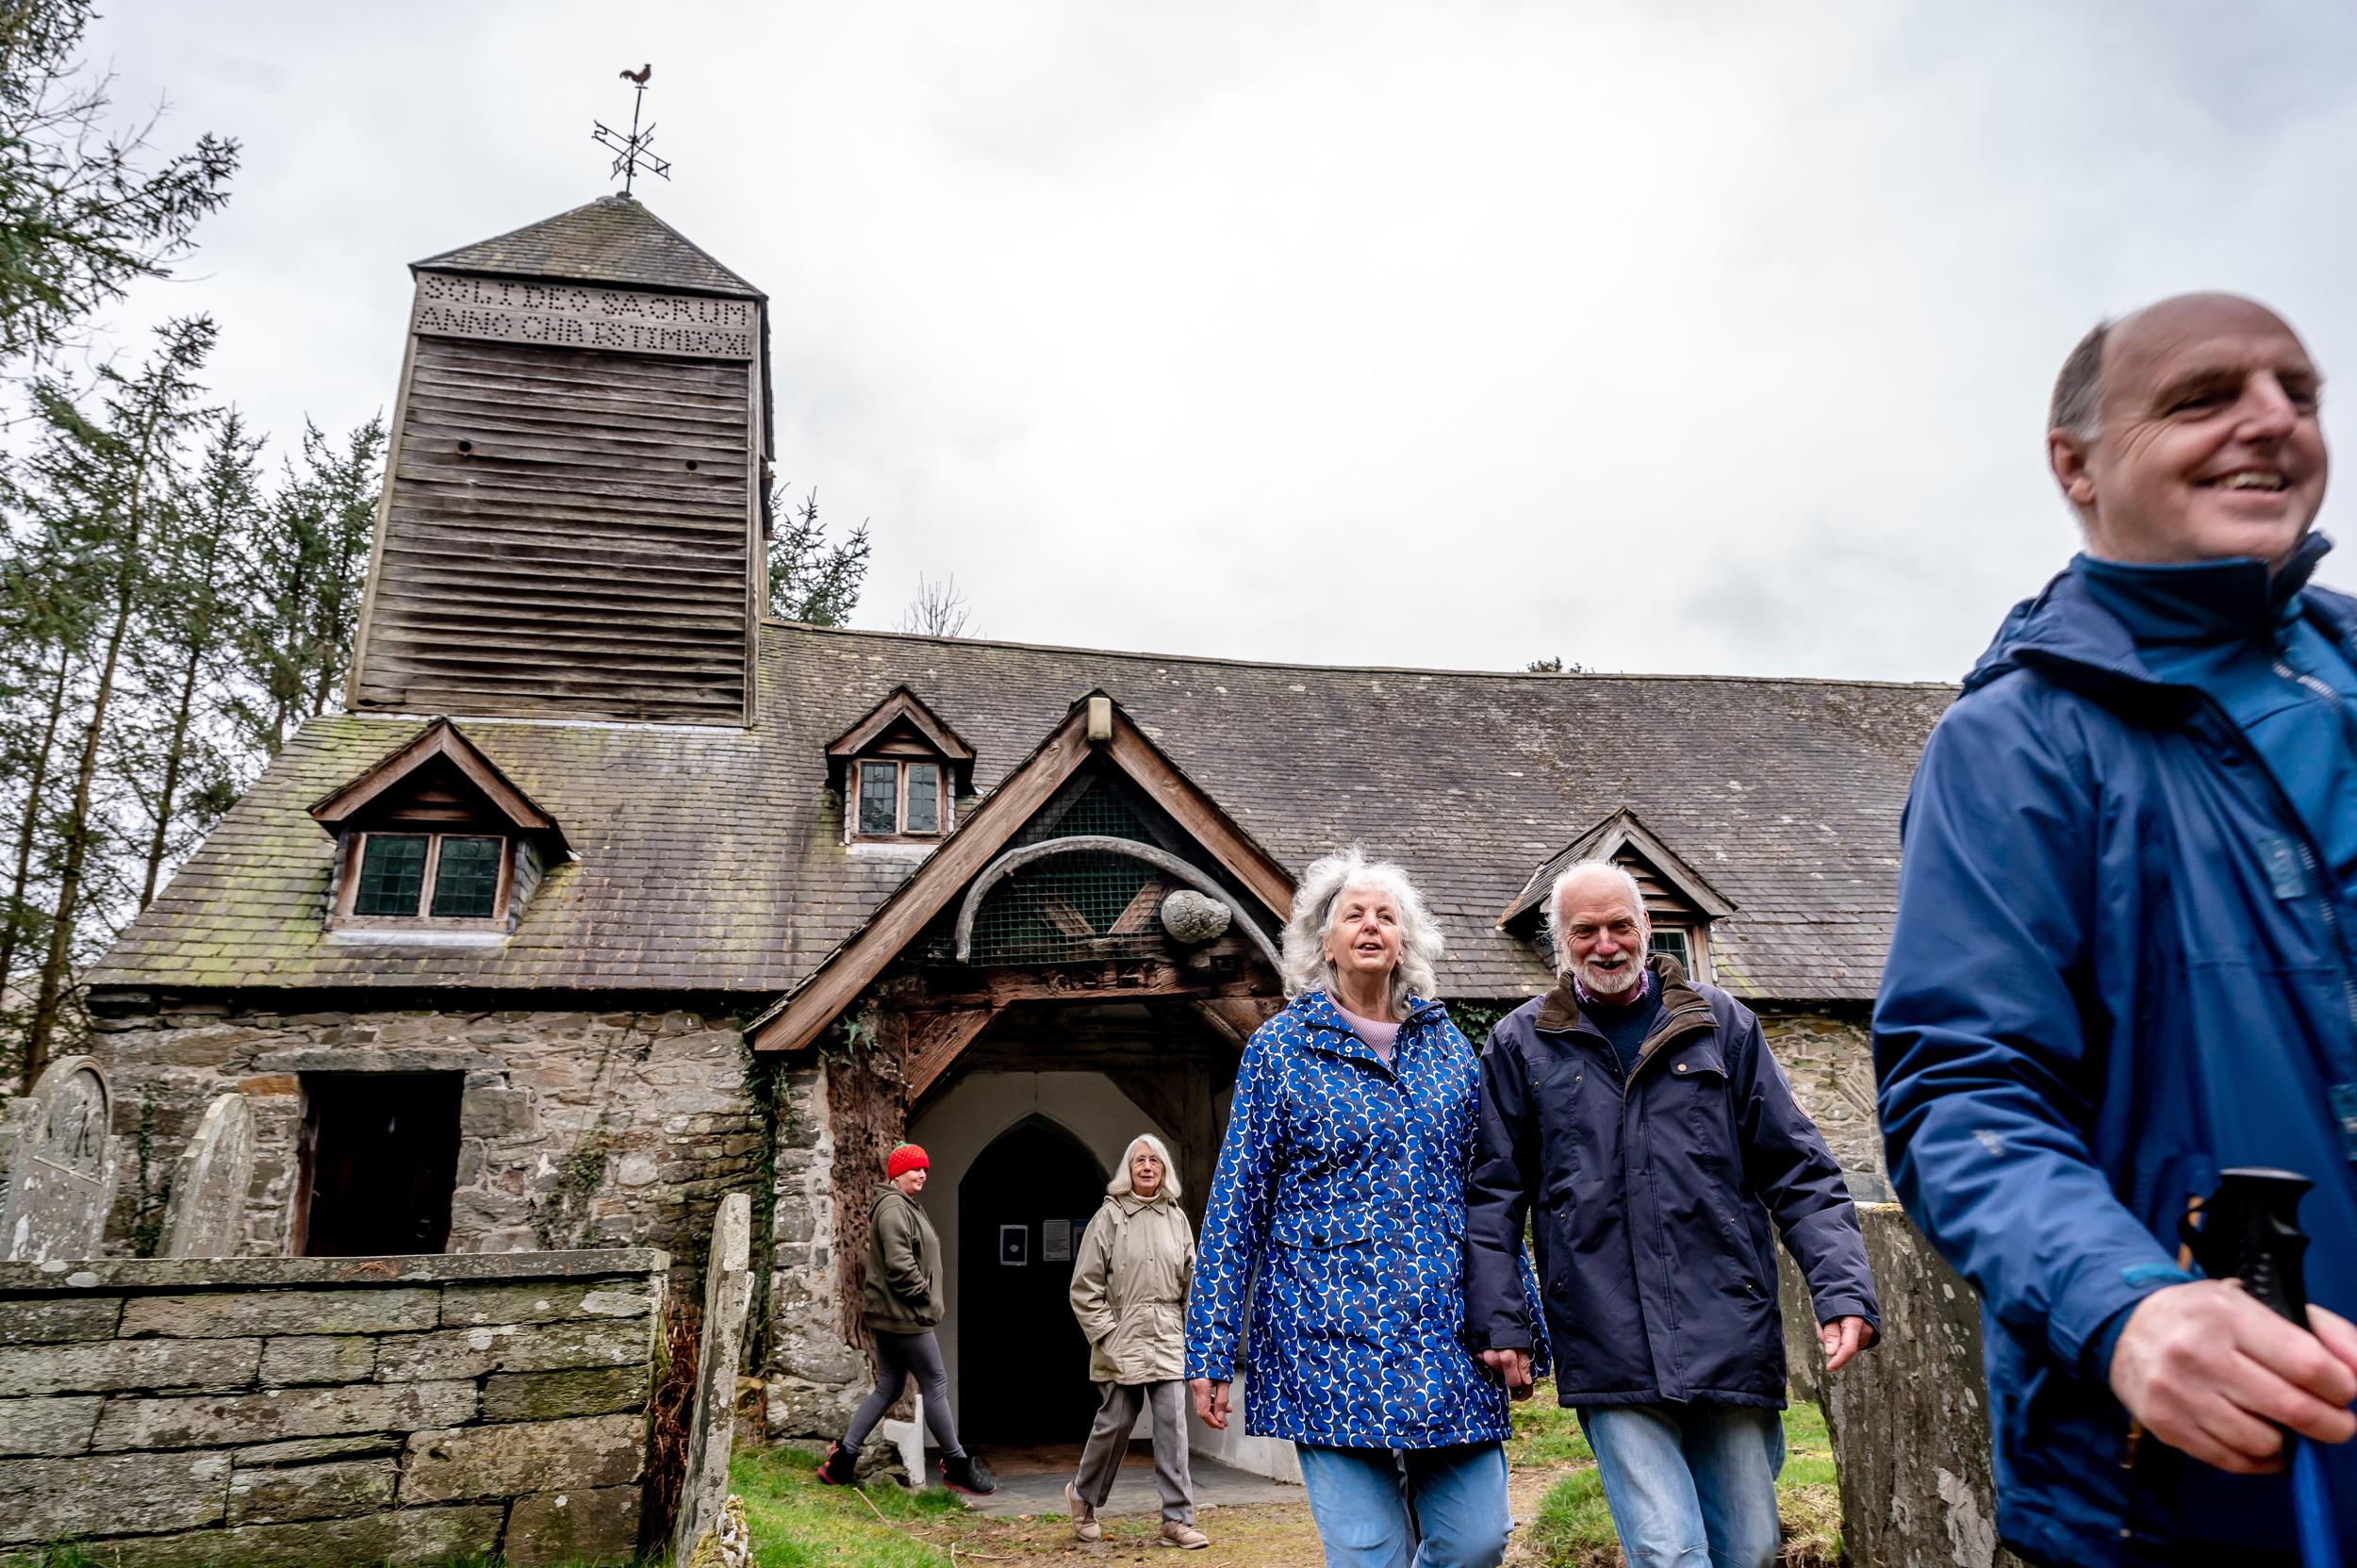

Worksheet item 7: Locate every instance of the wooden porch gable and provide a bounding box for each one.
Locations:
[745,691,1294,1057]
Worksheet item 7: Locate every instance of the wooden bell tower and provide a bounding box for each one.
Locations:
[347,194,769,726]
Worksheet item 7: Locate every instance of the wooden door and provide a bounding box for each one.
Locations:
[958,1118,1107,1445]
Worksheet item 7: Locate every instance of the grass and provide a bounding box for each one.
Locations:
[1507,1385,1594,1469]
[1522,1399,1844,1568]
[729,1444,967,1568]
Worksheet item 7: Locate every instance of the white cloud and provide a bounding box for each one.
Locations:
[86,0,2357,681]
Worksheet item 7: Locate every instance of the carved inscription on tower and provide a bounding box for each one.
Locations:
[411,272,755,360]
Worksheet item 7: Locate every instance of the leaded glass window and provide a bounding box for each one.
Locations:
[354,834,430,916]
[858,762,899,835]
[903,764,941,834]
[1648,928,1691,970]
[431,836,503,917]
[851,757,948,839]
[346,831,511,923]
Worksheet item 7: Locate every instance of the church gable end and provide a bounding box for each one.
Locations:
[348,195,767,727]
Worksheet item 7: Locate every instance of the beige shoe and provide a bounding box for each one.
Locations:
[1066,1481,1103,1543]
[1158,1521,1210,1549]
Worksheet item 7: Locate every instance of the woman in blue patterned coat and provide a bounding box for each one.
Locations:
[1184,848,1528,1568]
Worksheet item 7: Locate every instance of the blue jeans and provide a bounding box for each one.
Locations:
[1295,1441,1510,1568]
[1577,1404,1783,1568]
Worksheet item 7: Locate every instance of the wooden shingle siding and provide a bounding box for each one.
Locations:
[354,336,753,724]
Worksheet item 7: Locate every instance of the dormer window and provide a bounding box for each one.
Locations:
[309,719,569,937]
[858,759,944,838]
[352,833,509,919]
[1499,808,1735,985]
[827,687,976,846]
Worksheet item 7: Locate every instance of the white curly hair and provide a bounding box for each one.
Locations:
[1278,847,1444,1015]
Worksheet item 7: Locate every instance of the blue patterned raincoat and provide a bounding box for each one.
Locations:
[1183,989,1540,1448]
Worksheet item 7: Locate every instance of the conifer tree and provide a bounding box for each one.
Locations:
[124,408,261,909]
[233,415,384,754]
[766,486,870,626]
[0,0,237,371]
[20,315,216,1079]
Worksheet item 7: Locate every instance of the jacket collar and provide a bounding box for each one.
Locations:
[1292,987,1444,1065]
[1963,532,2354,714]
[1536,951,1701,1035]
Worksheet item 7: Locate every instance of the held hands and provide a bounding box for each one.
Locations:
[2108,1279,2357,1475]
[1819,1315,1871,1372]
[1190,1378,1232,1430]
[1477,1347,1535,1400]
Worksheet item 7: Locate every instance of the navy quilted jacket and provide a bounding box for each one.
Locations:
[1184,989,1525,1448]
[1464,958,1877,1408]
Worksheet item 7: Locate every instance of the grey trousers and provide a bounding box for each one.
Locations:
[1072,1378,1195,1525]
[844,1329,964,1459]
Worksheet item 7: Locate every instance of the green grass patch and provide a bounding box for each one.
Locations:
[729,1444,966,1568]
[1507,1379,1593,1468]
[1525,1402,1844,1568]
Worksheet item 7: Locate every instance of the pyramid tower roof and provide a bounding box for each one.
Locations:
[415,193,762,299]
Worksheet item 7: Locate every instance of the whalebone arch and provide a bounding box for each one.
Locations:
[944,774,1277,973]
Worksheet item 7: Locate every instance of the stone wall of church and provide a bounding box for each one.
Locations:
[760,1056,867,1439]
[83,1002,771,1270]
[1758,1005,1889,1203]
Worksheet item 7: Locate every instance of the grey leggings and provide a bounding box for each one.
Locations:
[844,1329,964,1459]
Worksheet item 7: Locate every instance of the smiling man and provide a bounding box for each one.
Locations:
[1875,293,2357,1565]
[1465,861,1876,1568]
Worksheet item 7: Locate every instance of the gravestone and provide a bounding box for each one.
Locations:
[673,1191,755,1567]
[0,1056,119,1263]
[160,1092,255,1258]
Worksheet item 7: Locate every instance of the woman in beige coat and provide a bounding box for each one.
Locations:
[1065,1132,1206,1549]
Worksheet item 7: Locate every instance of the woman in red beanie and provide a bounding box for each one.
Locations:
[818,1142,997,1495]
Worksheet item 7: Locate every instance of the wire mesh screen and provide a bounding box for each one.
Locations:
[956,780,1172,966]
[1014,782,1160,849]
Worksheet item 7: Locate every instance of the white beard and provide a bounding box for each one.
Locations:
[1577,953,1642,997]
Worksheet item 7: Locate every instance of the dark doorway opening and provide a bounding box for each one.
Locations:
[960,1116,1107,1445]
[294,1073,463,1256]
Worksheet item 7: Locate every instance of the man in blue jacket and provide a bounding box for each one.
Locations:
[1876,292,2357,1566]
[1466,861,1877,1568]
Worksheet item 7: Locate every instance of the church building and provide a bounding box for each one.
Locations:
[84,194,1948,1475]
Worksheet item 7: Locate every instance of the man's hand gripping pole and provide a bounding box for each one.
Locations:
[2184,1168,2342,1568]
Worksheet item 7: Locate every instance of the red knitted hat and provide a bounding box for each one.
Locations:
[886,1143,930,1180]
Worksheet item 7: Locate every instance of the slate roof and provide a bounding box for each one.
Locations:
[415,195,763,299]
[91,625,1953,1004]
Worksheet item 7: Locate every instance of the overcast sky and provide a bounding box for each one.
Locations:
[82,1,2357,683]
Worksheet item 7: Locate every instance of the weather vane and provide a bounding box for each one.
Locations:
[594,65,671,196]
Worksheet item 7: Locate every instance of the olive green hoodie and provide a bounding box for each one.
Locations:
[862,1182,944,1333]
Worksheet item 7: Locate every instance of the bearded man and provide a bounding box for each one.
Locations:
[1464,860,1876,1568]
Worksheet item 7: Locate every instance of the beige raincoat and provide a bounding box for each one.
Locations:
[1069,1179,1195,1384]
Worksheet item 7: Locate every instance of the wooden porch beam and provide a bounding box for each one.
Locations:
[904,1007,998,1101]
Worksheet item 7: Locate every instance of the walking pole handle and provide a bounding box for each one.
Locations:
[2183,1167,2341,1568]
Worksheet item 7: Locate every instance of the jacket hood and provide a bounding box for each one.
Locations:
[1962,532,2353,710]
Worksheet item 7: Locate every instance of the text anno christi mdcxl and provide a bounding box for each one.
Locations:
[412,271,755,359]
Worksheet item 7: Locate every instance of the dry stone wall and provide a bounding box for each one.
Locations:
[86,1001,767,1265]
[0,1249,667,1565]
[1759,1005,1889,1201]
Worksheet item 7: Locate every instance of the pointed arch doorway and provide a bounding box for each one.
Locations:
[958,1115,1108,1446]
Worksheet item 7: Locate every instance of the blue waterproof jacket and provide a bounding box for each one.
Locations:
[1875,551,2357,1565]
[1183,989,1533,1447]
[1465,957,1878,1407]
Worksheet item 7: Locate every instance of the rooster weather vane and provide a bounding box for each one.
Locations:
[595,64,671,196]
